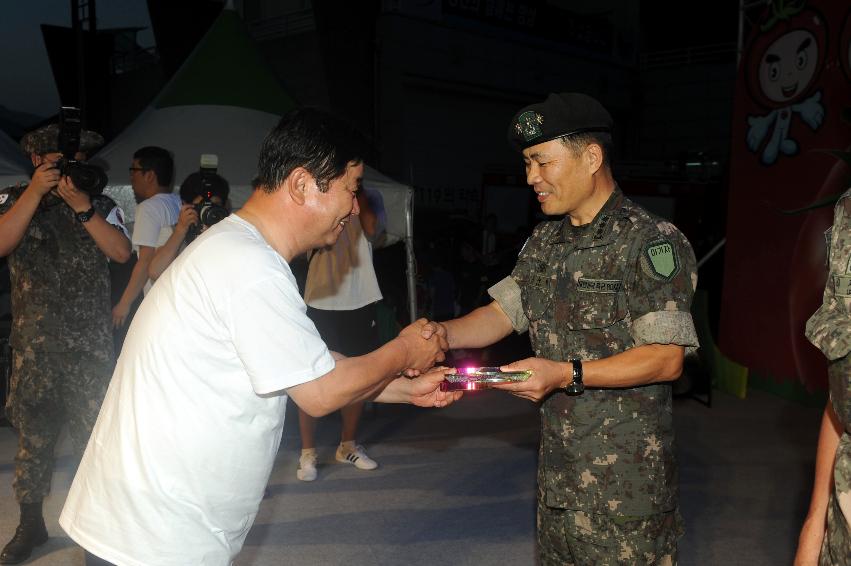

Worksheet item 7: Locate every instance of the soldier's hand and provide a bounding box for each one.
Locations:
[55,176,92,213]
[490,357,566,402]
[28,161,61,197]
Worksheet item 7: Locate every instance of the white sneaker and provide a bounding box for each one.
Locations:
[296,451,317,481]
[335,444,378,470]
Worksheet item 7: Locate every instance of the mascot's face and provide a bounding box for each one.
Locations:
[758,29,819,103]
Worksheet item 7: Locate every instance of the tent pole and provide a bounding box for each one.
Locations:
[405,188,417,323]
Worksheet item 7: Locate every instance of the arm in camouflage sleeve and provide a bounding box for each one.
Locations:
[497,222,697,401]
[0,163,59,256]
[55,176,130,263]
[805,195,851,361]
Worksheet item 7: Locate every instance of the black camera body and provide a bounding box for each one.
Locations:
[185,155,229,243]
[57,107,107,195]
[194,197,228,227]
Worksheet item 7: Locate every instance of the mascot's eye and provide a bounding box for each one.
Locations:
[768,61,780,81]
[795,50,807,70]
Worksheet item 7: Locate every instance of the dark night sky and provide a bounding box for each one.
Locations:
[640,1,741,51]
[0,1,744,120]
[0,0,153,119]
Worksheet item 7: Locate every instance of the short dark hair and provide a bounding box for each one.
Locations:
[559,131,613,169]
[133,146,174,188]
[179,172,230,204]
[256,108,365,194]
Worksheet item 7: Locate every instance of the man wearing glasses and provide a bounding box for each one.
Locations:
[112,146,180,329]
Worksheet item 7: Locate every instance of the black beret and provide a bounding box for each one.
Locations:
[507,92,613,151]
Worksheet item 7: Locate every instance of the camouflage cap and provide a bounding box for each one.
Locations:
[20,123,104,156]
[507,92,613,151]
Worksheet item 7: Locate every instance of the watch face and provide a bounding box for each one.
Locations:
[565,382,584,396]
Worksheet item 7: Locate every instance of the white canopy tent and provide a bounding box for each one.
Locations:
[0,130,30,188]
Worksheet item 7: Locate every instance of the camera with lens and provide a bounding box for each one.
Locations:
[194,154,229,227]
[185,155,229,243]
[55,107,107,194]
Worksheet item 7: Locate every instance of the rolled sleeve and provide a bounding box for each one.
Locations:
[488,276,528,333]
[628,227,699,352]
[632,310,699,348]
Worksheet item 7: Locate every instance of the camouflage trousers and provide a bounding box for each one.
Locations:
[538,500,683,566]
[6,349,112,503]
[820,432,851,566]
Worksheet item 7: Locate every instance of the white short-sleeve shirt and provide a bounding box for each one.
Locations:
[131,192,181,249]
[60,214,335,566]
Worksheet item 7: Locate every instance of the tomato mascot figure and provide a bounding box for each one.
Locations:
[745,1,827,165]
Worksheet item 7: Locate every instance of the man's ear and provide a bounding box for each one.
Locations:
[287,167,311,206]
[585,143,603,175]
[30,153,41,167]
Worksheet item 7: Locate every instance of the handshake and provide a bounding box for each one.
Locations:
[389,318,459,409]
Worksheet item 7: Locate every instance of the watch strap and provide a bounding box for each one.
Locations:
[76,206,96,223]
[565,359,584,395]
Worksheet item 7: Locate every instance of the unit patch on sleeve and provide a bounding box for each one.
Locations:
[641,239,679,280]
[836,275,851,297]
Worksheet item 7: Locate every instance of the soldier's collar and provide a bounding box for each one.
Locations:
[550,186,626,246]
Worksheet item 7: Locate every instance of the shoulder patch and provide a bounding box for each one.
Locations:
[836,275,851,298]
[0,194,8,205]
[641,239,679,280]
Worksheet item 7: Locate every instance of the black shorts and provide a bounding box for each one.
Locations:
[307,302,380,358]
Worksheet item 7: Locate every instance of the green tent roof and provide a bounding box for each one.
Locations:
[154,9,296,115]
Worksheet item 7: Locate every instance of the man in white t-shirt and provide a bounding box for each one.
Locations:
[59,108,455,566]
[111,146,180,328]
[297,187,387,480]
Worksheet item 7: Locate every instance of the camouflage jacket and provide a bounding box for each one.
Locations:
[806,188,851,431]
[0,184,118,355]
[489,186,699,517]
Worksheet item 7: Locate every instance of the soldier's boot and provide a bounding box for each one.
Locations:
[0,502,48,564]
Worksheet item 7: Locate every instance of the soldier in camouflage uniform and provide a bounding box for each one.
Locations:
[796,188,851,566]
[0,124,130,564]
[437,93,699,565]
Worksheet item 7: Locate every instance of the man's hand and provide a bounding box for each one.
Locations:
[174,204,199,236]
[419,320,448,342]
[402,320,450,377]
[28,161,61,197]
[408,367,463,408]
[112,301,131,329]
[490,357,566,402]
[397,318,447,372]
[54,176,92,213]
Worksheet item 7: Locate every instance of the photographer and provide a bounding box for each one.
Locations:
[147,168,230,281]
[0,122,130,564]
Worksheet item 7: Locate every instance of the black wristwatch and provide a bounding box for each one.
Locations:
[76,206,95,223]
[565,359,584,396]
